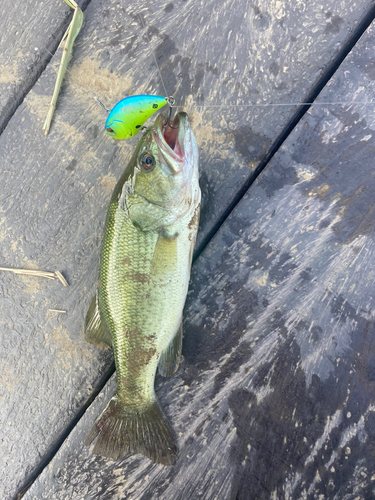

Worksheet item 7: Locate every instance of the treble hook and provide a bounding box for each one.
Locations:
[164,96,178,129]
[94,97,110,113]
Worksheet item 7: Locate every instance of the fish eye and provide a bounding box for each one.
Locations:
[106,127,115,135]
[140,153,155,171]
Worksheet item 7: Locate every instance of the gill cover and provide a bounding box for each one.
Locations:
[119,112,198,232]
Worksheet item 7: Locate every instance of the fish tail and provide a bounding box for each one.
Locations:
[85,395,178,465]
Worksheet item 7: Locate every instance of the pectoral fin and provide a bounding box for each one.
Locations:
[151,229,178,277]
[84,292,112,349]
[158,321,183,377]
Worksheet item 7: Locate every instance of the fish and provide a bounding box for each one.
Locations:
[84,111,201,465]
[105,95,168,139]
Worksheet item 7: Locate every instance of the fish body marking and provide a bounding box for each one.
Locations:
[84,111,201,465]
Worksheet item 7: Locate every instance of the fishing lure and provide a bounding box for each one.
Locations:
[105,95,175,139]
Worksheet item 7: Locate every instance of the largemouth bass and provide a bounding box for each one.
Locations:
[84,111,200,465]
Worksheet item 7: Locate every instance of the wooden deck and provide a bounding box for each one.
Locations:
[1,0,375,498]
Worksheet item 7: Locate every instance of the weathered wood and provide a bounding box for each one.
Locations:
[0,0,88,135]
[24,17,375,500]
[17,0,375,248]
[1,0,375,498]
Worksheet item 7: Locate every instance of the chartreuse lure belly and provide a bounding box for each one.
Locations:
[105,95,168,139]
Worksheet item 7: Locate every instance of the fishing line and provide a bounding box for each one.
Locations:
[138,13,169,100]
[112,10,368,471]
[39,29,374,455]
[40,35,375,122]
[17,8,373,477]
[182,101,375,107]
[43,47,375,113]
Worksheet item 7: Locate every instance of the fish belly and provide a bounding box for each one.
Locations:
[100,201,193,403]
[84,200,197,465]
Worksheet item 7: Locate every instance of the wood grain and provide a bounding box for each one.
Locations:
[0,0,88,135]
[0,0,374,498]
[24,12,375,500]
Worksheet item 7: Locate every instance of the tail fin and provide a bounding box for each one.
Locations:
[85,396,178,465]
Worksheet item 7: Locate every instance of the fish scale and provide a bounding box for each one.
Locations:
[84,111,200,465]
[101,211,159,405]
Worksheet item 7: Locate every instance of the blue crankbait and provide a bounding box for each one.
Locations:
[104,95,175,139]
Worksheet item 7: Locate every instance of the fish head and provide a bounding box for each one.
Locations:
[122,112,199,231]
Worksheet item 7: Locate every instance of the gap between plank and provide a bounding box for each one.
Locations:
[0,0,92,138]
[14,362,115,500]
[193,2,375,263]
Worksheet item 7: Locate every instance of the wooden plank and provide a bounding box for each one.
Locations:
[1,0,374,498]
[0,0,88,134]
[23,16,375,500]
[9,0,373,249]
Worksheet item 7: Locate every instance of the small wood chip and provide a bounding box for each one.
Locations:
[54,270,69,287]
[0,266,69,286]
[48,309,67,314]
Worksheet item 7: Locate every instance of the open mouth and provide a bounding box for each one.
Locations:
[163,121,179,151]
[157,112,188,159]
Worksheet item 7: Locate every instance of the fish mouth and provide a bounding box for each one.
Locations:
[154,111,189,162]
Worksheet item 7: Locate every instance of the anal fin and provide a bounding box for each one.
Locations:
[84,292,112,349]
[158,321,183,377]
